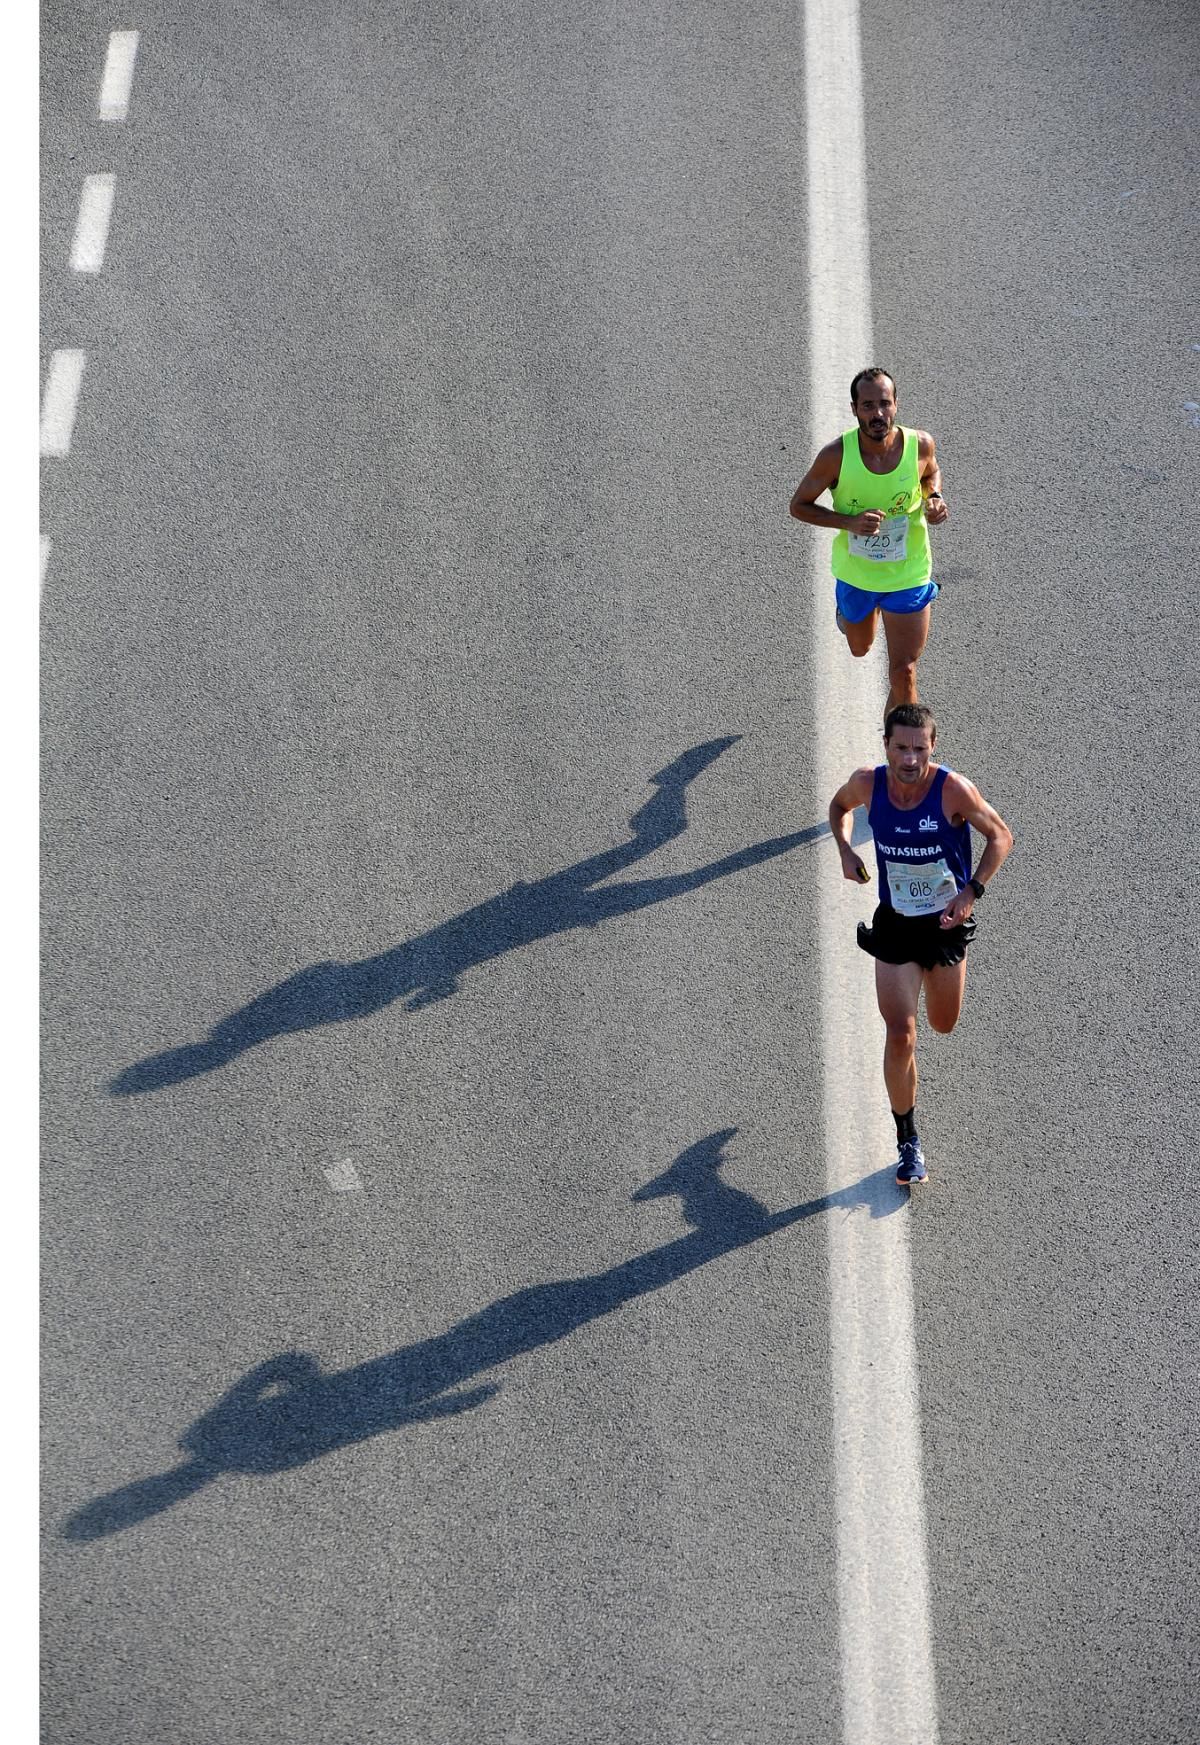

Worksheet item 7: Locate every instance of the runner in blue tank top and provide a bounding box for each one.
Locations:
[827,703,1014,1186]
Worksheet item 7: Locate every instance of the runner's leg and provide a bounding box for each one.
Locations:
[922,958,968,1033]
[880,601,932,713]
[839,607,878,656]
[875,959,923,1113]
[835,581,880,656]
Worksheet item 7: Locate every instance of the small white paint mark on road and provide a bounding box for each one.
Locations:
[40,351,87,457]
[99,31,139,121]
[40,537,51,592]
[325,1159,362,1192]
[70,174,116,273]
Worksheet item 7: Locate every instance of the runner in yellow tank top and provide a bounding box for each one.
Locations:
[788,367,949,716]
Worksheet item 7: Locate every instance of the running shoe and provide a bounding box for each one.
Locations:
[896,1136,928,1186]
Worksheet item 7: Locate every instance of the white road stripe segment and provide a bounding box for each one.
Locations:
[40,537,51,591]
[325,1159,362,1192]
[70,174,116,273]
[40,351,87,458]
[805,2,941,1741]
[98,31,139,121]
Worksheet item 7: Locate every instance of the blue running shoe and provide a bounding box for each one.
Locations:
[896,1136,928,1186]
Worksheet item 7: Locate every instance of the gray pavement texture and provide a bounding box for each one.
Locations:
[41,0,1199,1742]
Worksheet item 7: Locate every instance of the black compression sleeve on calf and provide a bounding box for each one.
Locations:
[893,1106,916,1143]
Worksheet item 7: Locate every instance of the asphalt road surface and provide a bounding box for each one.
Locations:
[41,1,1199,1741]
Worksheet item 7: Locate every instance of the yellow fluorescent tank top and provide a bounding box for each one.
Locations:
[830,425,932,591]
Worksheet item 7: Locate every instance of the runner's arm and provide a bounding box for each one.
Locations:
[939,775,1013,926]
[829,768,875,884]
[789,441,880,535]
[917,431,949,526]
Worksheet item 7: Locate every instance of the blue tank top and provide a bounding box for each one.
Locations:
[869,765,972,917]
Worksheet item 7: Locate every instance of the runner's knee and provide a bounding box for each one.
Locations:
[840,618,873,657]
[927,1006,960,1035]
[884,1015,917,1049]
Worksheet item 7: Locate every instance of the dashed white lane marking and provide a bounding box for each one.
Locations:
[98,31,139,122]
[40,537,51,592]
[805,2,940,1742]
[325,1159,362,1192]
[70,174,116,273]
[40,351,87,458]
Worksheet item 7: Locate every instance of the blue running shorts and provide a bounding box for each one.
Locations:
[835,578,940,623]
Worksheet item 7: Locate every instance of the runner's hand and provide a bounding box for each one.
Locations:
[841,851,870,885]
[924,495,949,526]
[939,890,974,928]
[847,511,884,537]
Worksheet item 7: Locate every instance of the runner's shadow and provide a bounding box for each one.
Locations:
[63,1131,903,1542]
[111,738,870,1095]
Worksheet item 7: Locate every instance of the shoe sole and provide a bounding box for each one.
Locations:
[896,1171,928,1187]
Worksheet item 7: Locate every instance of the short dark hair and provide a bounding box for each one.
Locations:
[850,366,896,406]
[884,702,936,742]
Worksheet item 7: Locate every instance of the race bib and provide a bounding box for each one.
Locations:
[849,514,909,563]
[885,856,958,918]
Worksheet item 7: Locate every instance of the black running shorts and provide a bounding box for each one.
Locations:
[858,901,976,970]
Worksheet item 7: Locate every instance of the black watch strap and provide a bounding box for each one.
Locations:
[969,877,986,899]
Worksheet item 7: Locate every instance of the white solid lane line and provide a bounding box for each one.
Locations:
[40,351,87,459]
[70,174,116,274]
[805,2,941,1742]
[98,30,139,122]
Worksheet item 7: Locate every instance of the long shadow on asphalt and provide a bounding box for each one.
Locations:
[63,1129,905,1542]
[110,735,870,1096]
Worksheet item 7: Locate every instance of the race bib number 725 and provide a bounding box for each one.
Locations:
[849,514,909,562]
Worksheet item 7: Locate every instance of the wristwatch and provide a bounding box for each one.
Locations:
[968,877,986,899]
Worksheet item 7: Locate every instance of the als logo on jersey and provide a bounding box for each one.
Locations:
[918,815,938,832]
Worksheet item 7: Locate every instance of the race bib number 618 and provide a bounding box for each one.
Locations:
[885,856,957,918]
